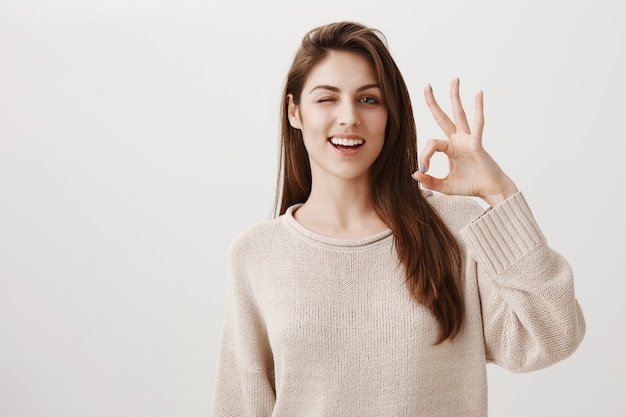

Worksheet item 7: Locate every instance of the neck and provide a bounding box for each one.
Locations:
[294,176,388,239]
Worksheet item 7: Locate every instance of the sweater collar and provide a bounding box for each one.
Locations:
[281,204,394,251]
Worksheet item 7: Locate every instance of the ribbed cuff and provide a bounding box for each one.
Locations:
[460,192,546,277]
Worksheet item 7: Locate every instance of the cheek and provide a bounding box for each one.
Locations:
[300,116,332,143]
[300,109,326,128]
[375,112,389,135]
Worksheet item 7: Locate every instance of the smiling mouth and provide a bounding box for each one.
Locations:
[329,137,364,149]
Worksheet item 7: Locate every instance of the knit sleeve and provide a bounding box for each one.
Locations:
[460,192,585,373]
[212,241,276,416]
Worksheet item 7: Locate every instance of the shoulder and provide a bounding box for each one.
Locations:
[228,217,286,259]
[226,218,287,283]
[423,190,486,233]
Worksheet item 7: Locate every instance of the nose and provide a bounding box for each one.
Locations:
[337,101,360,126]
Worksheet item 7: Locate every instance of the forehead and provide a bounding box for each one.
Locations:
[303,50,378,90]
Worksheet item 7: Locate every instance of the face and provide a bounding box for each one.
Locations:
[288,50,388,185]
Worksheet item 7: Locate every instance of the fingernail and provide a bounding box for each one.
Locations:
[419,164,426,173]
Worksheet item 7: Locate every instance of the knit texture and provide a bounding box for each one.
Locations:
[213,192,585,416]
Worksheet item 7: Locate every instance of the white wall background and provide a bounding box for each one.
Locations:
[1,0,624,416]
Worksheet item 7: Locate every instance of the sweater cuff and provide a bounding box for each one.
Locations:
[460,192,546,277]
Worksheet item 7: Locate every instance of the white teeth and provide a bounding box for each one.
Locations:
[330,137,364,146]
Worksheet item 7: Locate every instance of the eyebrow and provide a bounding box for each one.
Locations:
[308,83,381,93]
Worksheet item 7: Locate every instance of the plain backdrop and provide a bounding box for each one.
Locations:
[1,0,624,416]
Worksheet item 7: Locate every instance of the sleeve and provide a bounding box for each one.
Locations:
[460,192,586,373]
[212,242,276,416]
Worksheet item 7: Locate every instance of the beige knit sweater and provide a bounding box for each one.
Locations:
[213,191,585,416]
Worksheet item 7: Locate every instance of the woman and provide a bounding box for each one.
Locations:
[213,21,585,416]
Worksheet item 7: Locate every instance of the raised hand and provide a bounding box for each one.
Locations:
[412,78,519,207]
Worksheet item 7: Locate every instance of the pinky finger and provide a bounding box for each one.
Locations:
[472,91,485,142]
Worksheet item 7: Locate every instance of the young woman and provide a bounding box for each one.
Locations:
[213,21,585,416]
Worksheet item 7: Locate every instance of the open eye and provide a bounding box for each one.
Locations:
[360,96,378,104]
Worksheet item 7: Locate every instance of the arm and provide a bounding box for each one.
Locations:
[414,79,585,371]
[213,241,276,416]
[461,192,585,372]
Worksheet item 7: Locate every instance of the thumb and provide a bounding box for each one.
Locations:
[412,171,444,192]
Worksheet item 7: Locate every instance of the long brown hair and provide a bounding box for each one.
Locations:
[274,22,463,344]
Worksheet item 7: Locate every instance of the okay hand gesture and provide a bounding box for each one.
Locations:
[412,78,519,207]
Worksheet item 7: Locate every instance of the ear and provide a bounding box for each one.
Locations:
[287,94,302,129]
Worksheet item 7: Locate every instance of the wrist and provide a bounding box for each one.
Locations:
[482,179,519,207]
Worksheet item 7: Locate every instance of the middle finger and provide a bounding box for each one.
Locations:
[424,84,456,137]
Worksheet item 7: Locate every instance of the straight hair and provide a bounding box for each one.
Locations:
[274,22,463,344]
